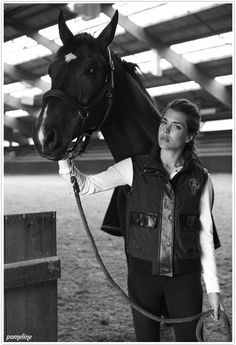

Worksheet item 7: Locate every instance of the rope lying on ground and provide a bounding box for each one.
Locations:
[69,171,231,342]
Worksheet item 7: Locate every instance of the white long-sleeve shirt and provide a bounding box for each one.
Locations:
[59,158,220,293]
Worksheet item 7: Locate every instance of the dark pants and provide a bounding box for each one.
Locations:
[128,270,203,342]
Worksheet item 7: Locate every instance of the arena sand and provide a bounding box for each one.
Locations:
[4,173,232,342]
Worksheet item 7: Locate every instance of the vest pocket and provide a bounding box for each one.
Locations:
[127,212,159,260]
[177,214,201,258]
[129,212,158,229]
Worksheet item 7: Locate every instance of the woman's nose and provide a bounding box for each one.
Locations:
[163,125,170,133]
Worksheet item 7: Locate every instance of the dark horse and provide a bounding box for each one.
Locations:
[33,10,161,236]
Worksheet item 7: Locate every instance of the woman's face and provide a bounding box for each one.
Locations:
[158,108,191,151]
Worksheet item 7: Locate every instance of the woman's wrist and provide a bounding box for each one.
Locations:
[58,159,70,174]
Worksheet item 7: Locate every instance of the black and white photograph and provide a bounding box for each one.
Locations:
[2,2,233,343]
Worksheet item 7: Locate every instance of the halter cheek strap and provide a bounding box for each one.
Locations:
[108,46,115,89]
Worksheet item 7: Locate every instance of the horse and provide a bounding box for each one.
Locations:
[32,10,161,236]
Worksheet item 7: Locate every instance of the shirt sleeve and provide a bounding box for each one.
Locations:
[59,158,133,195]
[199,174,220,293]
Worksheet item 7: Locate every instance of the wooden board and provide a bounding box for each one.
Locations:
[4,212,60,342]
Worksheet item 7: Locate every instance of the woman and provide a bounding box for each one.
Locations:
[59,99,224,342]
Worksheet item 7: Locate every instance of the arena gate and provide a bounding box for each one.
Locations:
[4,212,61,342]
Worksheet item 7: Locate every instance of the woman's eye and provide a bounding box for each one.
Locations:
[174,124,182,130]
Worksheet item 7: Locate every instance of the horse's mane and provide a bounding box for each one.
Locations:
[117,55,156,106]
[56,33,94,58]
[122,59,152,97]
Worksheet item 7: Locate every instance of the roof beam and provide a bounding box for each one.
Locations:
[4,17,60,53]
[4,63,50,92]
[102,4,232,109]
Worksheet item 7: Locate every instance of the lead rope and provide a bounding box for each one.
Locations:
[68,156,231,342]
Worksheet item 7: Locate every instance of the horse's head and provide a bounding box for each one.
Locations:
[33,10,118,161]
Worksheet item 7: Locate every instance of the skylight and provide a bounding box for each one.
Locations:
[4,81,43,99]
[4,35,36,53]
[200,119,233,132]
[147,81,201,97]
[39,12,125,46]
[112,2,161,16]
[171,32,232,63]
[4,82,25,94]
[126,2,219,27]
[171,32,232,54]
[10,87,43,99]
[147,74,232,97]
[3,35,52,65]
[123,50,172,74]
[215,75,233,85]
[123,31,232,76]
[5,110,29,118]
[182,45,232,64]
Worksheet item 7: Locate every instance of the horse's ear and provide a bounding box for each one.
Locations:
[58,11,74,45]
[97,10,118,47]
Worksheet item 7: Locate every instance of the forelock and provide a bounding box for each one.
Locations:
[56,33,96,58]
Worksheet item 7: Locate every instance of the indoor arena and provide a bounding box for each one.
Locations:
[3,2,232,342]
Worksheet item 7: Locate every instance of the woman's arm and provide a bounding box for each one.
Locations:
[199,175,220,293]
[199,174,224,319]
[58,158,133,195]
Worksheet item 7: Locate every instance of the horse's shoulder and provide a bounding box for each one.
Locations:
[132,150,156,168]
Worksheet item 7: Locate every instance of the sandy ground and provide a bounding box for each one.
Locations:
[4,173,232,342]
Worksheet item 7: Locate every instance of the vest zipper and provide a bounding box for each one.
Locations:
[156,189,164,275]
[170,186,175,277]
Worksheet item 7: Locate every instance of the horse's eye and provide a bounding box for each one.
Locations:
[88,66,97,75]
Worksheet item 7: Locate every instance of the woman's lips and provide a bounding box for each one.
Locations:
[160,136,169,142]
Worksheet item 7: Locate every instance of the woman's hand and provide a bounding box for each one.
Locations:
[208,292,224,320]
[58,159,71,175]
[58,159,73,189]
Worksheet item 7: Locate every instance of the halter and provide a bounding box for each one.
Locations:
[43,47,115,157]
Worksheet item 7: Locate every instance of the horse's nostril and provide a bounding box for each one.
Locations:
[46,128,55,141]
[45,127,57,150]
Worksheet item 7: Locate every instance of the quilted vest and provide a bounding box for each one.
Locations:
[125,146,220,276]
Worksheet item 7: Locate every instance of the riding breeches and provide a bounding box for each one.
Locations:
[127,269,203,342]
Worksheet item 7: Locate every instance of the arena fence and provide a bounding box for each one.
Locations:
[4,212,61,342]
[4,130,232,174]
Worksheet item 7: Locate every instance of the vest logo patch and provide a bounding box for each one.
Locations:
[189,178,200,196]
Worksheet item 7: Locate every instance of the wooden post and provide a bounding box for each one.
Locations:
[4,212,61,342]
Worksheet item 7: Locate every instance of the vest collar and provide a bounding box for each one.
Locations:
[143,145,197,176]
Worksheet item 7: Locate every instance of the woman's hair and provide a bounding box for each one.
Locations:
[162,98,201,152]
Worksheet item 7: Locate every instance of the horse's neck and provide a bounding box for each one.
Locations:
[101,69,160,162]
